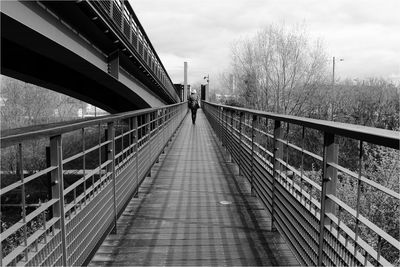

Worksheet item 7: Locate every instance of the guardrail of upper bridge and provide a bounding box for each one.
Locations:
[85,0,179,102]
[202,101,399,266]
[0,102,187,266]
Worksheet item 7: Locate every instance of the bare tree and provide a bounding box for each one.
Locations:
[0,76,82,130]
[227,23,328,115]
[0,76,83,173]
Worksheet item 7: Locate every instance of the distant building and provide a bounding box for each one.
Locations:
[79,104,108,118]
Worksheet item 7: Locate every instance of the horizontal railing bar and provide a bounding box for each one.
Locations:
[62,150,86,165]
[275,187,320,244]
[62,139,112,165]
[254,143,274,158]
[205,101,400,149]
[65,177,109,215]
[275,138,323,162]
[255,127,274,138]
[327,162,400,200]
[25,229,61,266]
[276,159,322,191]
[0,166,58,196]
[325,212,390,266]
[64,172,112,215]
[276,170,322,210]
[0,222,24,241]
[63,160,112,195]
[326,194,399,248]
[1,199,58,241]
[274,195,318,264]
[2,217,59,266]
[115,144,136,159]
[114,128,136,141]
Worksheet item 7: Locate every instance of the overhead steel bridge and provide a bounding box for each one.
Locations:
[1,1,399,266]
[1,0,180,112]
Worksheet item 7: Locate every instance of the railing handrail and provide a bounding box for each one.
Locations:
[0,102,186,148]
[204,101,400,149]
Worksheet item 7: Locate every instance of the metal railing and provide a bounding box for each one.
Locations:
[0,103,187,266]
[88,0,179,102]
[202,101,400,266]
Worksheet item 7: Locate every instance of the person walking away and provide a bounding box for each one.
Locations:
[188,91,199,124]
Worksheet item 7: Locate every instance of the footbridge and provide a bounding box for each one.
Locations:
[1,102,399,266]
[1,1,400,266]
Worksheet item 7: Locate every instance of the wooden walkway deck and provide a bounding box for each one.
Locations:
[89,110,299,266]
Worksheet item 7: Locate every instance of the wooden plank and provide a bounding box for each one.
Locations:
[89,110,299,266]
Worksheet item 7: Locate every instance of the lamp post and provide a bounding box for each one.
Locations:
[331,57,343,120]
[332,57,344,87]
[204,74,209,101]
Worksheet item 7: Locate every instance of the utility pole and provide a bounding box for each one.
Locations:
[331,56,343,120]
[204,74,209,101]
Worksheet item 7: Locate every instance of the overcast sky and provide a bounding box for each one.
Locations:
[130,0,400,86]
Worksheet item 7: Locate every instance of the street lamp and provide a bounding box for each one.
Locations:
[331,56,344,120]
[204,74,209,101]
[332,56,344,87]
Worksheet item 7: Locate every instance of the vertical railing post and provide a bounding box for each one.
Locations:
[133,117,139,197]
[222,108,226,148]
[17,144,28,261]
[218,107,223,143]
[229,110,234,162]
[128,118,133,156]
[318,132,338,266]
[251,114,257,196]
[146,113,152,176]
[238,112,244,175]
[50,135,67,266]
[156,109,162,163]
[354,141,363,257]
[82,129,87,205]
[107,122,117,234]
[46,146,52,205]
[162,109,166,153]
[272,120,283,230]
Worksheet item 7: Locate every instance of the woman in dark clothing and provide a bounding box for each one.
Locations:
[188,91,199,124]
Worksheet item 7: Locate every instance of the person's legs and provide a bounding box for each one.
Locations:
[191,109,197,124]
